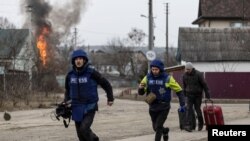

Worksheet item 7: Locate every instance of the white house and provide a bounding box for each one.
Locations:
[0,29,37,74]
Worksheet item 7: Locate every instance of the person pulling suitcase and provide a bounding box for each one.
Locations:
[182,62,210,132]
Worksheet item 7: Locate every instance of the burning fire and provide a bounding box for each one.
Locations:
[36,27,49,66]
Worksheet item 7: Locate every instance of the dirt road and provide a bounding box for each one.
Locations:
[0,89,249,141]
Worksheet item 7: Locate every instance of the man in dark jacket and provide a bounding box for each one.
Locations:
[183,62,210,132]
[138,59,185,141]
[63,49,114,141]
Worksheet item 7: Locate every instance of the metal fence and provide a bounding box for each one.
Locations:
[0,72,29,92]
[173,72,250,99]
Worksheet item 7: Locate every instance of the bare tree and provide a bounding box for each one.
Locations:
[103,28,147,79]
[89,51,107,73]
[126,28,147,79]
[105,37,133,77]
[52,31,77,74]
[6,72,30,106]
[126,27,146,47]
[0,17,16,29]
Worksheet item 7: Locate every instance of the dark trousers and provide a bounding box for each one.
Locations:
[149,109,170,141]
[75,111,99,141]
[186,94,203,127]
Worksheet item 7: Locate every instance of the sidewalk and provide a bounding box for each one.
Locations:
[114,115,250,141]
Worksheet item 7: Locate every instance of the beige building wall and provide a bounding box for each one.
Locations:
[199,20,250,28]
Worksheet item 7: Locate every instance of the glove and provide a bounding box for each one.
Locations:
[178,106,185,113]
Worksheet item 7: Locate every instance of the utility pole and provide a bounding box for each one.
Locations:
[148,0,154,50]
[147,0,154,72]
[74,27,77,49]
[165,3,169,67]
[26,5,33,91]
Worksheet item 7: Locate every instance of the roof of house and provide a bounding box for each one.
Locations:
[178,27,250,62]
[193,0,250,24]
[0,29,29,59]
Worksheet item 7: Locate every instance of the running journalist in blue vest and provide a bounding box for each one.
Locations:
[62,49,114,141]
[138,59,186,141]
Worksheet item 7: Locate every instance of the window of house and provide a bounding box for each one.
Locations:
[230,22,243,27]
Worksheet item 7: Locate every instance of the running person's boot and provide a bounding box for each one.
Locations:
[163,127,169,141]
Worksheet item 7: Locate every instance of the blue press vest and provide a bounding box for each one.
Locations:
[68,68,99,104]
[147,73,171,102]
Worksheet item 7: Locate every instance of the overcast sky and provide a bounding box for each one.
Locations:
[0,0,199,47]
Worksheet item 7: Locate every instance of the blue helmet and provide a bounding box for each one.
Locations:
[71,49,88,65]
[150,59,165,72]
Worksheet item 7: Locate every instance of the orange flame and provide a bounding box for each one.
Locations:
[36,27,49,66]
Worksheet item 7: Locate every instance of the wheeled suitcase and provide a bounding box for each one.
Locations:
[203,99,224,130]
[178,106,196,130]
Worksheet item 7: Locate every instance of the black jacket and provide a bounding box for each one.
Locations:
[183,68,210,99]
